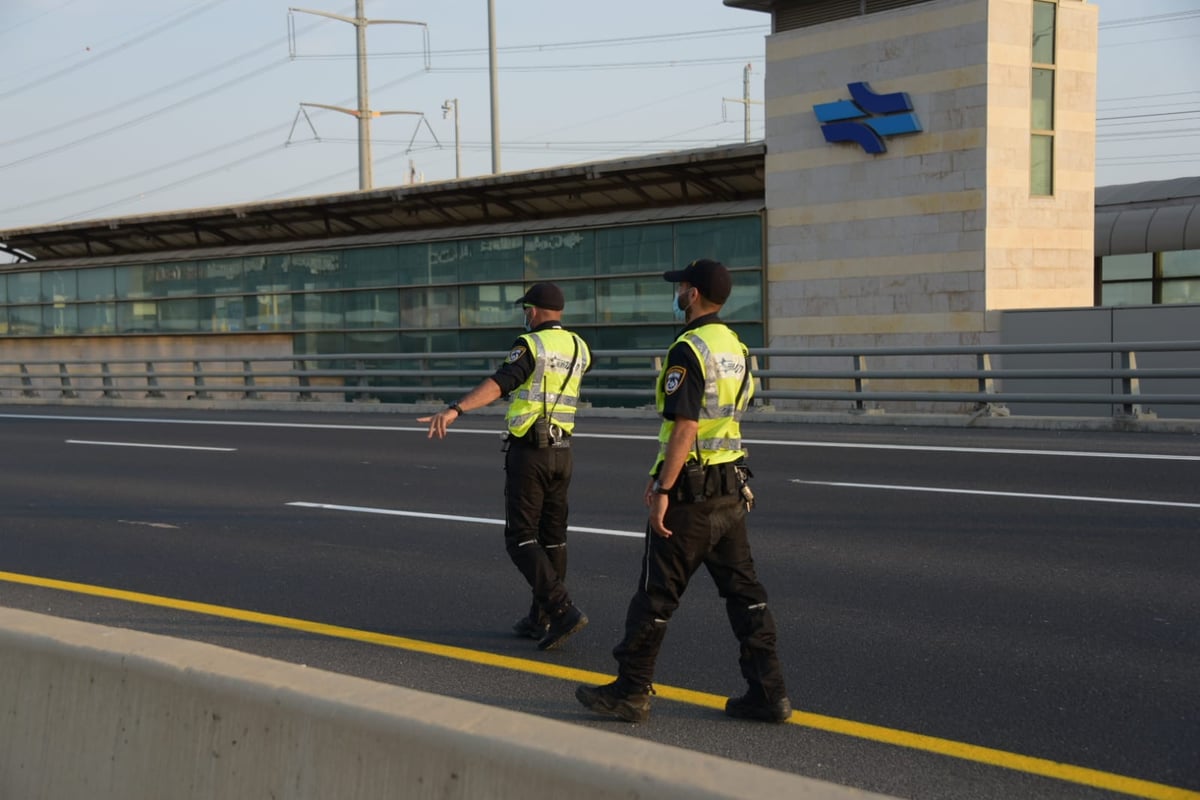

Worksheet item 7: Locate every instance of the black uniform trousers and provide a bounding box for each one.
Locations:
[613,492,787,702]
[503,437,572,615]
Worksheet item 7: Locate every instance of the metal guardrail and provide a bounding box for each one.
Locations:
[2,340,1200,419]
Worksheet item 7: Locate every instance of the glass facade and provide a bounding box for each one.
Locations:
[1099,250,1200,306]
[0,216,765,356]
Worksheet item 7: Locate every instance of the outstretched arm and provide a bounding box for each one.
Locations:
[418,378,504,439]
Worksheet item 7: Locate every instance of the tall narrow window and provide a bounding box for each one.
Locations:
[1031,1,1056,195]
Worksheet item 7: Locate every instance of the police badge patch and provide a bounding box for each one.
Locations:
[507,346,527,364]
[664,366,686,394]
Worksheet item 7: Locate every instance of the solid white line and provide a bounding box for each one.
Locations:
[287,501,644,538]
[792,480,1200,510]
[66,439,236,452]
[5,412,1195,461]
[747,438,1200,462]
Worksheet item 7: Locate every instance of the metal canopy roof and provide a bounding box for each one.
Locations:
[1,142,766,265]
[1095,176,1200,257]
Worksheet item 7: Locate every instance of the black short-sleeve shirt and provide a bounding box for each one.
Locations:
[660,313,723,422]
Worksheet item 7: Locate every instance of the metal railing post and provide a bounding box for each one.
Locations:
[20,364,38,398]
[192,361,211,400]
[852,354,870,413]
[58,363,78,399]
[972,352,1009,418]
[145,362,165,398]
[242,360,259,400]
[295,359,314,401]
[1119,350,1155,419]
[101,363,121,399]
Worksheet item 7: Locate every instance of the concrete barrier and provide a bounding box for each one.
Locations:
[0,608,896,800]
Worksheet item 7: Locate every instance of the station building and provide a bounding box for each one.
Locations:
[1,0,1197,402]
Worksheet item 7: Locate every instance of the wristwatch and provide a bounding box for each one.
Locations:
[652,479,673,495]
[448,402,465,416]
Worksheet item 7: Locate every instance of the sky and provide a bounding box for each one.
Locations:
[0,0,1197,236]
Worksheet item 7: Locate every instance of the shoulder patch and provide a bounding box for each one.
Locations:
[506,345,527,364]
[663,366,686,395]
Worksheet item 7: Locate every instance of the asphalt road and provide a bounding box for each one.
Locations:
[1,405,1197,800]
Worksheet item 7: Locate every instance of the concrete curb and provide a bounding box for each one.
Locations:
[0,608,896,800]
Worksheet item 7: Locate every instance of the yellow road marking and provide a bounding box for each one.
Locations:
[1,570,1195,800]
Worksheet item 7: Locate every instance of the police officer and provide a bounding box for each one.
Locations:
[420,282,591,651]
[575,259,791,722]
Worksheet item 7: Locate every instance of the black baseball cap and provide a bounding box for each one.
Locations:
[663,258,732,305]
[514,282,565,311]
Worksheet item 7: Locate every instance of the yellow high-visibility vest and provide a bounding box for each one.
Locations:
[506,328,590,436]
[650,323,752,474]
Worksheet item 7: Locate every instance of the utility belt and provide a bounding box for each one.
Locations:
[666,460,751,504]
[504,418,571,449]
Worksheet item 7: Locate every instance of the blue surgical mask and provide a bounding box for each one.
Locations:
[522,308,534,332]
[673,288,692,322]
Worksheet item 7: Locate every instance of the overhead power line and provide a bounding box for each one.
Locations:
[0,0,234,102]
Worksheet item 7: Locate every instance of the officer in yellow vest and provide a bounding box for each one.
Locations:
[420,282,591,651]
[576,259,791,722]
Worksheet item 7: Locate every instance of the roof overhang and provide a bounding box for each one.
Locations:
[1,142,766,265]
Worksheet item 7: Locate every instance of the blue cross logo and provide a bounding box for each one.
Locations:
[813,82,922,154]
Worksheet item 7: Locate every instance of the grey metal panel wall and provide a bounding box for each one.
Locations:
[1000,304,1200,419]
[999,308,1115,417]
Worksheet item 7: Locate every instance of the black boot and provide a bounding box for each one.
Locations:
[576,679,653,723]
[538,601,587,651]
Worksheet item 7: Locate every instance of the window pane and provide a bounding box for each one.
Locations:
[117,301,158,333]
[78,267,115,300]
[196,258,244,295]
[159,262,198,296]
[294,292,343,330]
[42,270,77,302]
[596,224,675,274]
[597,275,667,323]
[244,254,293,291]
[1162,278,1199,304]
[524,231,594,279]
[9,272,40,303]
[1101,253,1153,280]
[78,303,116,334]
[1100,282,1151,306]
[453,236,524,283]
[9,305,42,334]
[291,251,342,291]
[345,330,398,352]
[199,296,246,332]
[342,246,399,288]
[675,217,763,267]
[1162,250,1200,278]
[344,290,399,329]
[560,279,595,325]
[1033,1,1056,64]
[159,298,200,332]
[460,283,525,327]
[729,323,764,348]
[249,292,292,330]
[43,304,78,335]
[293,331,346,356]
[0,274,6,303]
[115,265,150,299]
[1031,134,1053,195]
[723,270,763,321]
[1032,68,1054,130]
[394,243,458,285]
[399,286,458,329]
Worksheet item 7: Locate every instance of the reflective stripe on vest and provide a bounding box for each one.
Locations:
[506,328,590,436]
[651,323,751,474]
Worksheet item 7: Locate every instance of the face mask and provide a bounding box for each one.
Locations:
[673,288,692,322]
[522,308,534,332]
